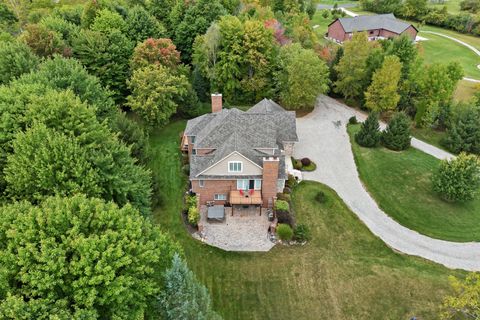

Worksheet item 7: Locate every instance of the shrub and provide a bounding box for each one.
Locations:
[276,192,291,202]
[382,112,411,151]
[186,194,197,208]
[432,153,480,202]
[276,210,294,226]
[286,174,298,188]
[349,116,358,124]
[355,112,381,147]
[274,200,290,212]
[301,157,311,166]
[283,186,292,194]
[182,164,190,175]
[277,223,293,241]
[294,224,311,242]
[315,191,327,203]
[188,206,200,226]
[293,159,303,170]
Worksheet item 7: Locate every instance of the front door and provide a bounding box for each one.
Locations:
[249,179,255,190]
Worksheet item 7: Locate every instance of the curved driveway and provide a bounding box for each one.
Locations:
[294,95,480,271]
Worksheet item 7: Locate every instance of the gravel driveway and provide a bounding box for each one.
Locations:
[294,95,480,271]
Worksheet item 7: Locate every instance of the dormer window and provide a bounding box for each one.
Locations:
[228,161,242,173]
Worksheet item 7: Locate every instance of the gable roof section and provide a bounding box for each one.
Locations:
[335,14,416,34]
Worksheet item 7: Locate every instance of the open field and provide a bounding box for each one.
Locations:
[348,124,480,242]
[418,31,480,78]
[148,120,464,320]
[429,0,463,14]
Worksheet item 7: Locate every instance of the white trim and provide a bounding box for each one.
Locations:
[237,179,249,190]
[199,180,205,188]
[254,179,262,190]
[195,151,263,177]
[214,194,227,201]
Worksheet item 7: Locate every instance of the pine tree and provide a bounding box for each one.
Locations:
[159,254,221,320]
[442,106,480,155]
[355,112,381,147]
[382,112,411,151]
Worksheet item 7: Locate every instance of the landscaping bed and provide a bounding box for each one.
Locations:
[348,124,480,242]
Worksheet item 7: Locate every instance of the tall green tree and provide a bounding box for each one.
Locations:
[334,32,372,101]
[355,112,381,147]
[0,40,38,85]
[382,112,411,150]
[19,24,68,57]
[127,64,190,126]
[160,254,221,320]
[275,43,330,109]
[72,29,134,102]
[0,195,180,319]
[414,62,464,125]
[126,5,166,44]
[442,105,480,154]
[365,55,402,112]
[173,0,227,62]
[90,8,127,33]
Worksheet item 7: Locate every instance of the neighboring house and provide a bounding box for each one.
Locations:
[182,94,298,209]
[327,14,418,43]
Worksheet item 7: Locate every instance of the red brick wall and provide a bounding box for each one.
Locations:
[192,179,236,205]
[379,29,400,39]
[211,93,222,113]
[262,157,279,208]
[401,26,417,40]
[327,20,346,42]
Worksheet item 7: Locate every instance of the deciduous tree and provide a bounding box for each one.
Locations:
[441,273,480,319]
[275,43,329,109]
[365,55,402,112]
[0,195,180,319]
[127,64,190,126]
[131,38,181,71]
[126,5,166,44]
[90,8,126,33]
[20,24,68,57]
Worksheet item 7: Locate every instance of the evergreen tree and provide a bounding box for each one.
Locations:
[355,112,381,147]
[364,55,402,112]
[159,254,221,320]
[0,40,38,85]
[125,5,166,44]
[442,105,480,155]
[382,112,411,150]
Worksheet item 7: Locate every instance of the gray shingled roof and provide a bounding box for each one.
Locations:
[337,14,413,34]
[186,98,296,180]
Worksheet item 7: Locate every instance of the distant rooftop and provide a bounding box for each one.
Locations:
[336,14,415,34]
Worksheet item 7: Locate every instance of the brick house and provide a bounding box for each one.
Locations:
[182,94,298,209]
[327,14,418,43]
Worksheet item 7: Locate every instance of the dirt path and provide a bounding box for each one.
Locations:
[294,95,480,271]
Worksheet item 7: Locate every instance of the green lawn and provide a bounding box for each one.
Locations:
[429,0,462,14]
[148,120,464,320]
[411,126,448,151]
[348,124,480,242]
[418,31,480,79]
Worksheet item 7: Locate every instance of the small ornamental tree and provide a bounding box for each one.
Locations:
[382,112,411,151]
[355,112,381,147]
[0,195,180,319]
[159,254,220,320]
[432,153,480,202]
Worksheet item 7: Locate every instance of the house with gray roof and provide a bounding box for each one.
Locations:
[327,14,418,43]
[182,94,298,209]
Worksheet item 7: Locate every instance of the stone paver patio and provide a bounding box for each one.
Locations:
[196,206,275,252]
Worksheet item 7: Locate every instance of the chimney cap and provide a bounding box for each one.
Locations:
[211,93,222,96]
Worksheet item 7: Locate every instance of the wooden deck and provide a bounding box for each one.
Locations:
[229,190,262,205]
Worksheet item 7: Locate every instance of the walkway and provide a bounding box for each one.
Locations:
[294,95,480,271]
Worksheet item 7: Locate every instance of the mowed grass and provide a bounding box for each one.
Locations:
[348,124,480,242]
[429,0,463,14]
[418,32,480,78]
[454,79,480,102]
[148,120,464,320]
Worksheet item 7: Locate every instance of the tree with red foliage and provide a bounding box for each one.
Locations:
[264,18,290,46]
[131,38,181,71]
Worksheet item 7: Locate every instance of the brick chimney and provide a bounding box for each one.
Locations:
[262,157,279,208]
[211,93,222,113]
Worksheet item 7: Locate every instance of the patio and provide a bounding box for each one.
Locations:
[196,205,275,252]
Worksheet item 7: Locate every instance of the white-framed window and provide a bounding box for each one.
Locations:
[214,194,227,200]
[254,179,262,190]
[237,179,248,190]
[228,161,243,173]
[199,180,205,188]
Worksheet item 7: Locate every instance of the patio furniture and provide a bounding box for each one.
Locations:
[207,205,225,221]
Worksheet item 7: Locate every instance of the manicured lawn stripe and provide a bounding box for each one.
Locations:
[348,124,480,242]
[148,120,462,319]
